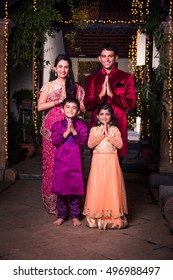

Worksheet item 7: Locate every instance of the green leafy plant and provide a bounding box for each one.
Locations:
[12,88,33,109]
[8,0,75,69]
[8,112,23,149]
[12,88,33,101]
[133,1,172,158]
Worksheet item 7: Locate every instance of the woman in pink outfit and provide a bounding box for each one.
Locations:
[83,103,128,230]
[38,54,85,215]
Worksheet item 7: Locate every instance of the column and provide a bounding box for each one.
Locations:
[0,19,16,182]
[159,22,173,174]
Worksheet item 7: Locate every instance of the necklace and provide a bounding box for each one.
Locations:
[54,79,65,86]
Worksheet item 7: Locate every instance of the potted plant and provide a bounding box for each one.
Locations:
[19,111,43,158]
[135,66,167,170]
[8,112,27,164]
[12,88,33,109]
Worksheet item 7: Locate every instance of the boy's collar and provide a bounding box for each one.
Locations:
[64,117,76,123]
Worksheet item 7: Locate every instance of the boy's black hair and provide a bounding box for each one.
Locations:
[95,103,116,126]
[62,97,80,111]
[98,43,118,56]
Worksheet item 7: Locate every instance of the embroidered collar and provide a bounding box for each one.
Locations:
[64,118,76,126]
[100,66,117,78]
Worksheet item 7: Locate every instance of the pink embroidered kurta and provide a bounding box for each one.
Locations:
[39,80,85,214]
[83,125,128,230]
[51,118,88,196]
[84,66,136,157]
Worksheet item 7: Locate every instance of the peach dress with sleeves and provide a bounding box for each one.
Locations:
[83,125,128,230]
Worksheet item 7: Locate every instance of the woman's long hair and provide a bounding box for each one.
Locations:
[50,54,76,98]
[95,103,116,126]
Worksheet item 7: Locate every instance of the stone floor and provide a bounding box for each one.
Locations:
[0,153,173,260]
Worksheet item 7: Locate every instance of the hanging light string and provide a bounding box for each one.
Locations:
[145,33,151,138]
[128,0,148,129]
[33,0,39,134]
[131,0,144,23]
[128,0,139,129]
[167,0,173,163]
[64,0,148,25]
[73,0,99,23]
[128,34,137,129]
[128,0,151,135]
[63,19,132,25]
[4,0,9,159]
[138,1,151,139]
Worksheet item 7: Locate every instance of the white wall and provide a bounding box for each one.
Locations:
[118,58,129,72]
[9,31,65,116]
[43,30,65,84]
[71,57,130,82]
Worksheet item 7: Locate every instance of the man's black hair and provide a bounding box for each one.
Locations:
[98,43,118,56]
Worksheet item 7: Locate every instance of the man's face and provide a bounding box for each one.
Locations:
[98,49,118,73]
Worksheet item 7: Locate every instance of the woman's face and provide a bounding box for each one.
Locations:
[55,59,70,79]
[97,109,111,124]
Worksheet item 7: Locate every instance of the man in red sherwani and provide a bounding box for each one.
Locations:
[84,43,136,164]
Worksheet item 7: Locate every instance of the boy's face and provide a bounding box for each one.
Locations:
[62,102,79,119]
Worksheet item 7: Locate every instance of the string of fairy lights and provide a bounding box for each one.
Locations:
[2,0,173,163]
[129,0,173,163]
[131,0,145,23]
[4,0,8,159]
[33,0,39,134]
[167,0,173,163]
[128,0,150,131]
[145,33,151,138]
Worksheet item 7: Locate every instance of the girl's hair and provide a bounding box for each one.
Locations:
[50,54,77,98]
[95,103,116,126]
[62,97,80,111]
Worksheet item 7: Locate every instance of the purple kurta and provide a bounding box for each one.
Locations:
[51,118,88,196]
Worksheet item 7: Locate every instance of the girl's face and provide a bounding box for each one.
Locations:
[54,60,70,79]
[62,102,79,119]
[97,109,111,125]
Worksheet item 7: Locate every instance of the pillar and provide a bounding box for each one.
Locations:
[159,22,173,174]
[0,19,16,182]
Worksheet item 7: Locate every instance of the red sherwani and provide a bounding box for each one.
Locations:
[84,66,136,157]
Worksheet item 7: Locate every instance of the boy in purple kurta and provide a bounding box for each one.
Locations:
[51,97,88,226]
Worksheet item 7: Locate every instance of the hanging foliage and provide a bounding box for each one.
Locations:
[131,0,173,158]
[8,0,75,69]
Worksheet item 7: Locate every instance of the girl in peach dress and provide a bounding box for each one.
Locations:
[83,103,128,230]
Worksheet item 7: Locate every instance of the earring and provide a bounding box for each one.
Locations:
[55,72,57,77]
[97,120,100,124]
[110,121,112,125]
